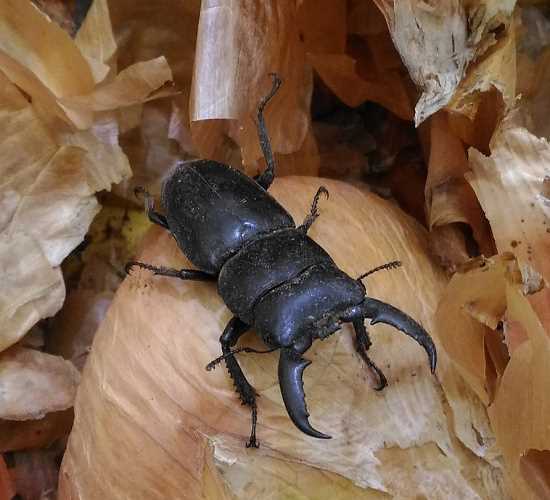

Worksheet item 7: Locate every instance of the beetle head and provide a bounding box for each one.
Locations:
[277,297,437,440]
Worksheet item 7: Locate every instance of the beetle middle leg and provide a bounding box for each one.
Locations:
[125,261,216,281]
[254,73,282,191]
[299,186,329,234]
[134,186,169,230]
[219,317,261,448]
[352,319,388,390]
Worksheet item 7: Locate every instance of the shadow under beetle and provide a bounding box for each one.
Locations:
[126,74,437,448]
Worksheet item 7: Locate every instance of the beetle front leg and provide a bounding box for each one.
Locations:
[352,319,387,391]
[219,317,260,448]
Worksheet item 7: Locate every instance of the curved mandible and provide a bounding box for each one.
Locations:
[278,348,331,439]
[361,298,437,373]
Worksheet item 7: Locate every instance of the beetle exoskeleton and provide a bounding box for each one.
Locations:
[127,74,437,448]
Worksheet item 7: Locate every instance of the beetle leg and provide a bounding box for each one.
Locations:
[278,338,331,440]
[359,298,437,374]
[206,346,278,371]
[299,186,329,234]
[219,317,260,448]
[357,260,402,281]
[125,261,216,281]
[254,73,282,190]
[352,319,387,391]
[134,186,169,230]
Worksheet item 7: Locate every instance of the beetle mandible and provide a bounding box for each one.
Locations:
[127,74,437,448]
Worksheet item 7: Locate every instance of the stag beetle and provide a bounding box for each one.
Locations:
[126,74,437,448]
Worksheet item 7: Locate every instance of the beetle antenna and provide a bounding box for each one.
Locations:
[357,260,402,281]
[206,346,279,371]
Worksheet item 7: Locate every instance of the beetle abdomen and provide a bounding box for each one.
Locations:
[161,160,294,274]
[253,264,366,347]
[218,229,335,322]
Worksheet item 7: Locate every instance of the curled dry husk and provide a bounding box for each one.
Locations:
[0,0,175,128]
[190,0,318,175]
[46,206,152,372]
[355,0,517,276]
[59,177,505,499]
[0,347,80,421]
[435,254,520,405]
[412,2,517,271]
[374,0,472,126]
[307,0,414,122]
[372,0,516,126]
[467,116,550,288]
[436,253,550,499]
[516,5,550,142]
[0,409,74,453]
[430,7,550,495]
[9,448,63,500]
[0,0,176,353]
[0,455,15,499]
[446,3,516,128]
[422,111,494,271]
[105,0,202,198]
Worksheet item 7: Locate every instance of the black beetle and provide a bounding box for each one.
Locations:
[127,74,436,448]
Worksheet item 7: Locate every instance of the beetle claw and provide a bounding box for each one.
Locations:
[278,348,332,440]
[361,298,437,373]
[246,438,259,448]
[370,362,388,391]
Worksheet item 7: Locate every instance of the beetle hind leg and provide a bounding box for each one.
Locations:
[352,319,387,390]
[254,74,282,191]
[134,186,169,230]
[125,261,216,281]
[219,317,260,448]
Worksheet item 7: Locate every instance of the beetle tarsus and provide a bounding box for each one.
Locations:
[299,186,329,234]
[246,405,259,448]
[371,364,388,391]
[254,73,282,191]
[134,186,170,230]
[148,211,169,230]
[125,261,215,281]
[353,319,388,390]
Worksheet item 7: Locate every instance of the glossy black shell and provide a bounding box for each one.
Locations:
[162,160,366,347]
[161,160,295,274]
[253,264,366,347]
[217,228,335,323]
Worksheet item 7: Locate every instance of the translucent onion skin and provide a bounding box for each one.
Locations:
[59,177,502,500]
